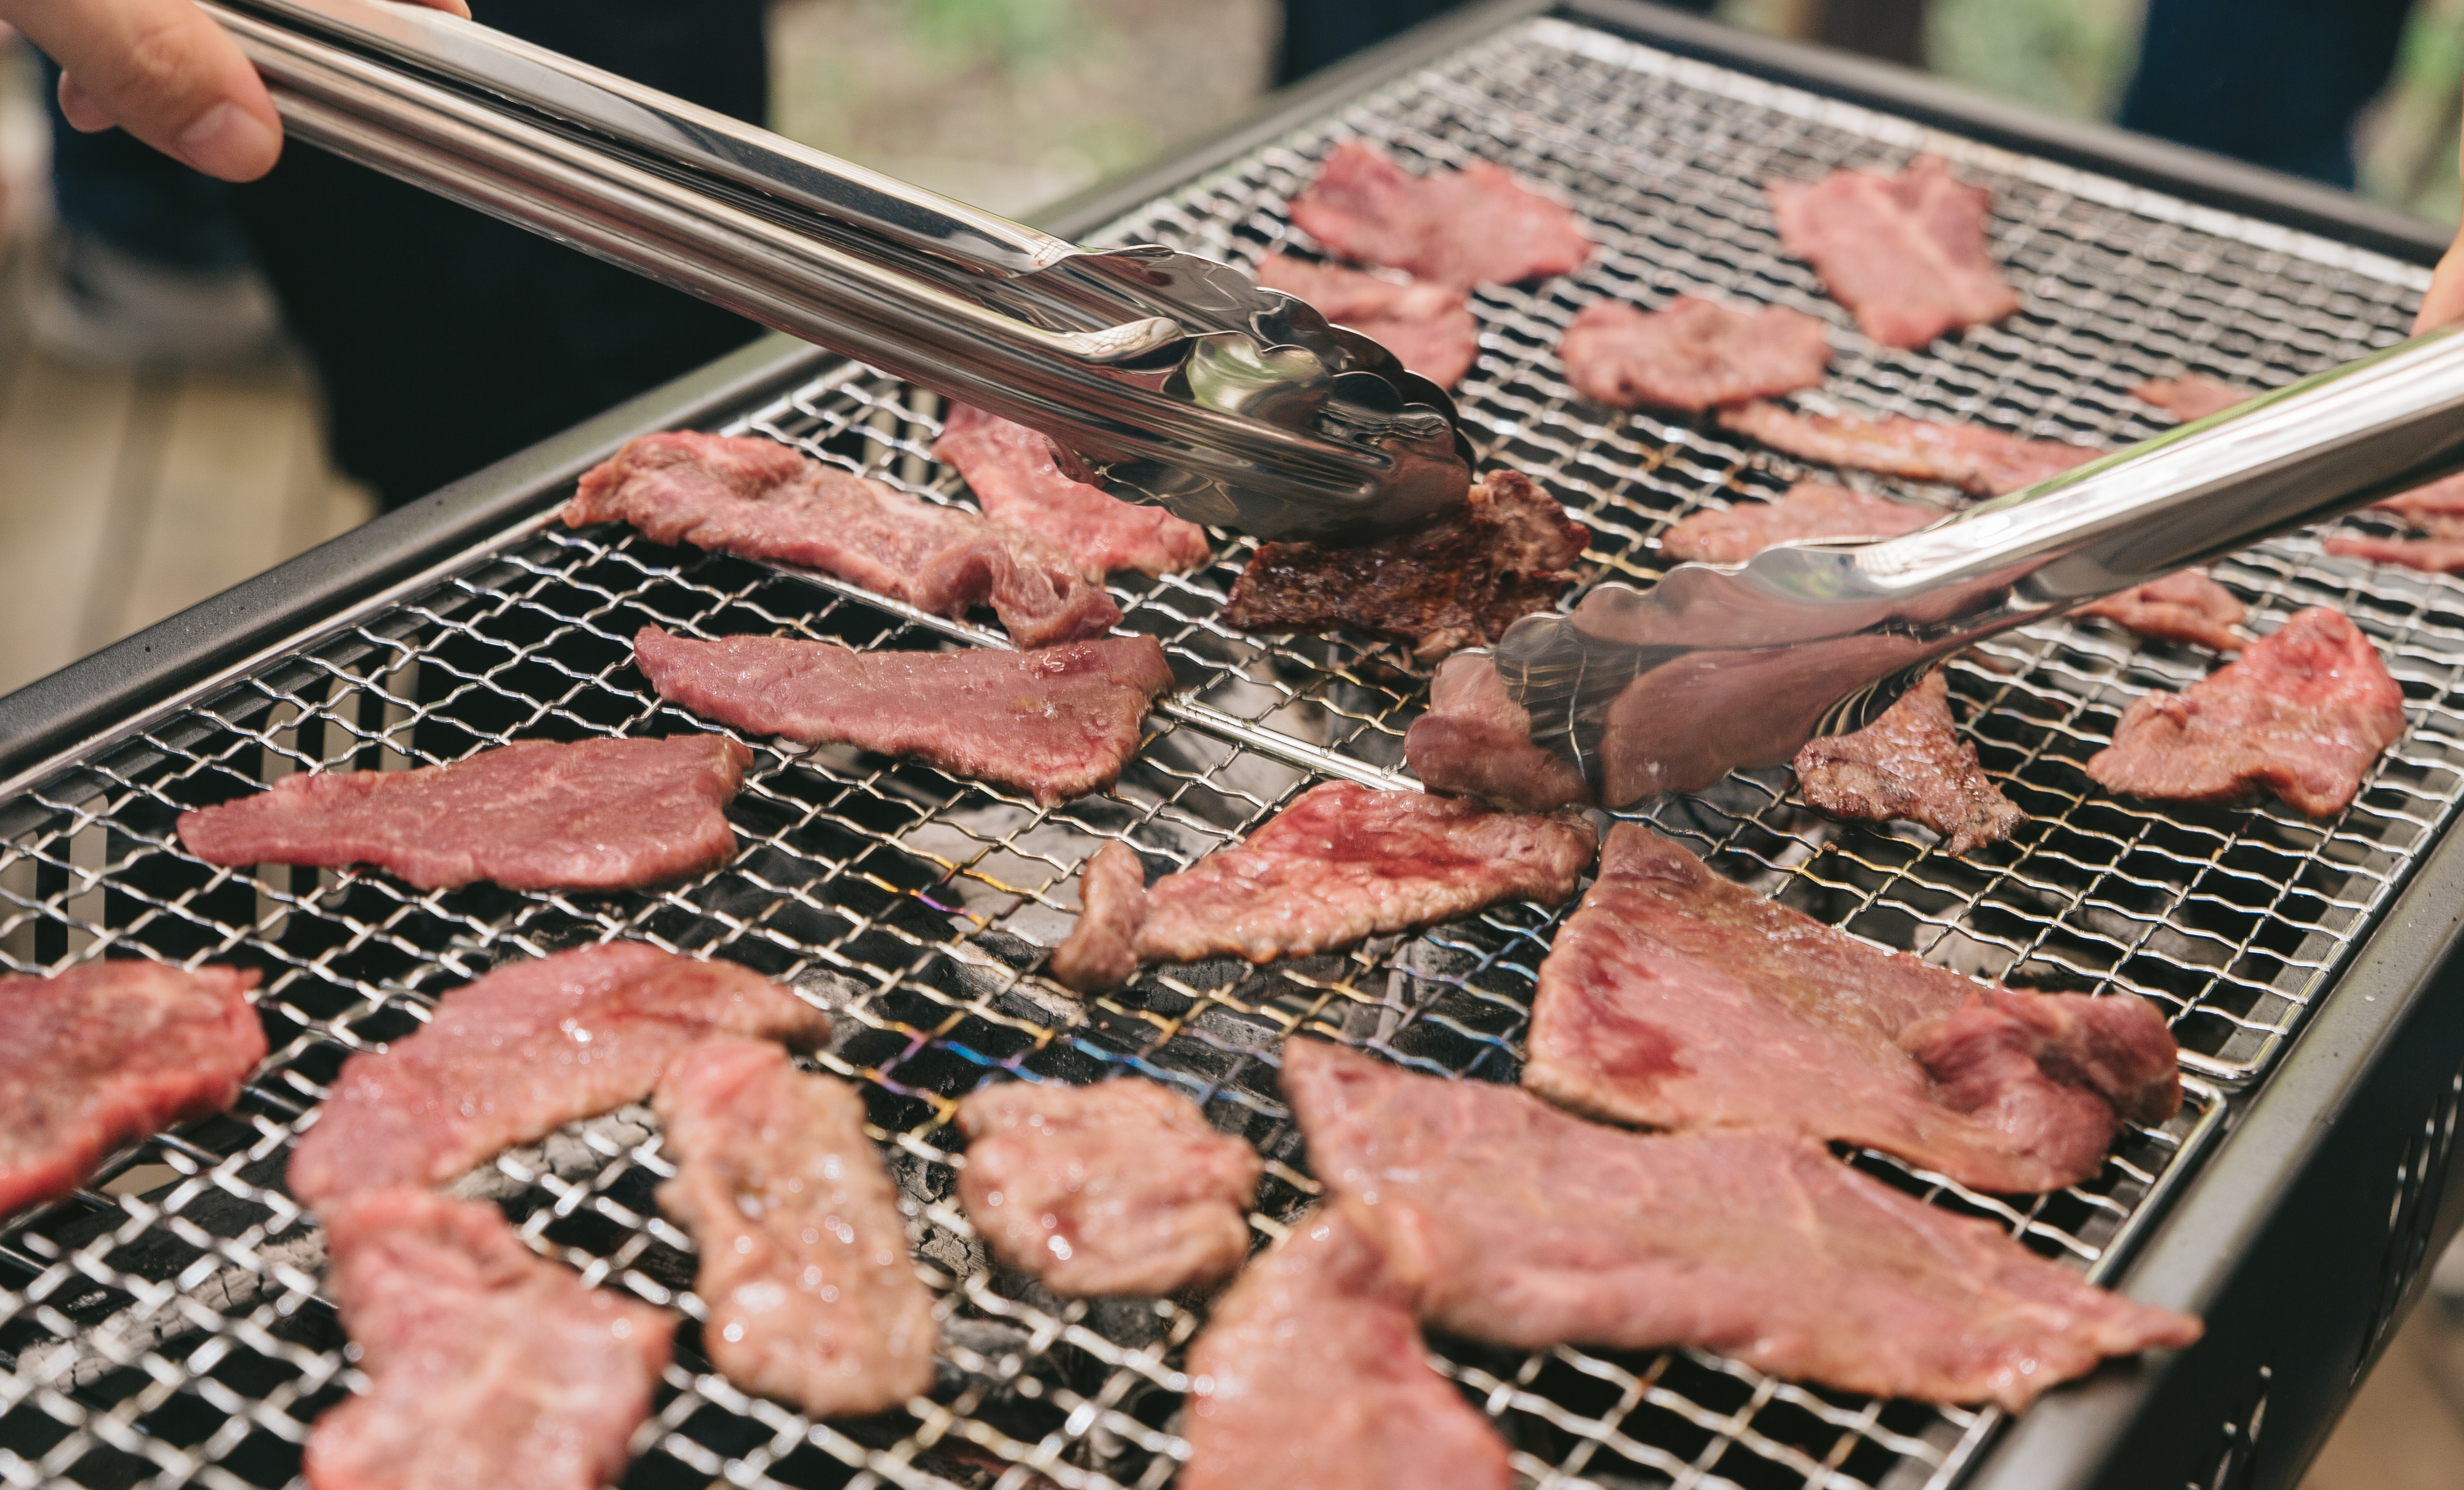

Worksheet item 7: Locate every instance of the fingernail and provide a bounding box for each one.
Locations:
[174,102,279,180]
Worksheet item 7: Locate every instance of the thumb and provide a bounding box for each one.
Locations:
[15,0,282,180]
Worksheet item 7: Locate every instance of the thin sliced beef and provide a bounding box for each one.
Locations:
[304,1189,672,1490]
[2075,572,2247,651]
[1794,672,2025,855]
[1283,1040,2202,1410]
[1222,470,1588,660]
[1660,481,1935,564]
[2324,533,2464,574]
[1559,295,1831,413]
[654,1037,937,1416]
[1287,139,1589,288]
[1255,253,1479,389]
[1402,653,1592,812]
[1720,401,2098,496]
[288,943,829,1207]
[2131,375,2251,422]
[2369,470,2464,530]
[1766,156,2019,349]
[1047,782,1596,991]
[2,962,263,1218]
[933,404,1211,578]
[635,627,1171,806]
[2086,606,2405,817]
[955,1077,1260,1295]
[1526,825,2176,1192]
[178,735,749,893]
[566,431,1119,647]
[1181,1208,1514,1490]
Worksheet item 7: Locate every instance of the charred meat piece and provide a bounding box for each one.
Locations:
[1766,156,2018,349]
[1048,782,1596,992]
[1287,139,1589,288]
[1,962,263,1219]
[303,1189,672,1490]
[2076,573,2247,651]
[954,1077,1261,1295]
[1402,652,1592,812]
[1222,470,1588,660]
[1559,295,1831,413]
[1255,253,1479,389]
[1794,672,2025,855]
[1720,401,2098,496]
[1527,825,2177,1192]
[1660,481,1936,564]
[2131,375,2251,422]
[1283,1040,2203,1410]
[178,735,749,893]
[1181,1207,1514,1490]
[654,1038,936,1417]
[933,404,1211,578]
[634,627,1172,806]
[2086,606,2405,817]
[566,431,1119,647]
[288,943,829,1207]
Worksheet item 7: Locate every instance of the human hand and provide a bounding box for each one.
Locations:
[3,0,470,181]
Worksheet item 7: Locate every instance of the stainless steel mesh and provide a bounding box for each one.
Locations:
[0,13,2442,1490]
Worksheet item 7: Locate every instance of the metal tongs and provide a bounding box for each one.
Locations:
[199,0,1473,541]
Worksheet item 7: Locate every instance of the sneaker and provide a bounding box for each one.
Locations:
[25,228,285,369]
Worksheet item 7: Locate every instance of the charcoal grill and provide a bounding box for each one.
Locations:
[8,4,2464,1488]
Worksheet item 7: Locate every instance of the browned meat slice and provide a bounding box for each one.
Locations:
[1720,401,2098,495]
[1181,1207,1513,1490]
[1402,653,1592,812]
[1766,156,2019,349]
[654,1037,936,1416]
[1287,139,1589,288]
[2131,375,2252,421]
[1527,825,2177,1192]
[2,962,264,1218]
[178,735,749,892]
[1660,481,1935,564]
[954,1077,1260,1295]
[1255,253,1479,389]
[1222,470,1588,659]
[1047,782,1596,991]
[1794,672,2024,855]
[2086,606,2405,817]
[1283,1040,2203,1410]
[2324,533,2464,573]
[1559,295,1831,412]
[565,431,1119,647]
[2075,572,2247,651]
[304,1188,672,1490]
[933,404,1211,578]
[634,627,1171,806]
[288,943,829,1207]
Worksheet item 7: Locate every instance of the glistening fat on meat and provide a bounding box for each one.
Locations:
[1047,782,1597,991]
[177,734,751,892]
[287,943,830,1207]
[1718,400,2098,496]
[1793,672,2024,856]
[1559,295,1831,413]
[1287,138,1590,288]
[1766,156,2018,348]
[1283,1040,2203,1411]
[1253,253,1479,389]
[1,962,265,1219]
[633,627,1173,806]
[1527,825,2179,1192]
[653,1037,937,1417]
[565,431,1119,647]
[932,404,1212,578]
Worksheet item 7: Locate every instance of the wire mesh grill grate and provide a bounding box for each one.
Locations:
[0,13,2449,1490]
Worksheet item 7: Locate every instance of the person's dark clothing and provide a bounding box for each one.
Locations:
[1276,0,1716,86]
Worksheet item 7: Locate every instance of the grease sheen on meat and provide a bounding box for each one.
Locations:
[932,404,1211,578]
[1,962,264,1218]
[1719,401,2098,496]
[565,431,1119,647]
[1287,139,1589,288]
[654,1037,937,1417]
[955,1077,1261,1295]
[178,735,749,892]
[635,627,1171,805]
[1767,156,2019,348]
[1047,782,1596,991]
[288,943,829,1207]
[1284,1040,2203,1410]
[1180,1208,1514,1490]
[1559,295,1831,413]
[304,1189,673,1490]
[1254,253,1479,389]
[1794,672,2025,855]
[1527,825,2178,1192]
[2086,606,2405,816]
[1660,482,1935,564]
